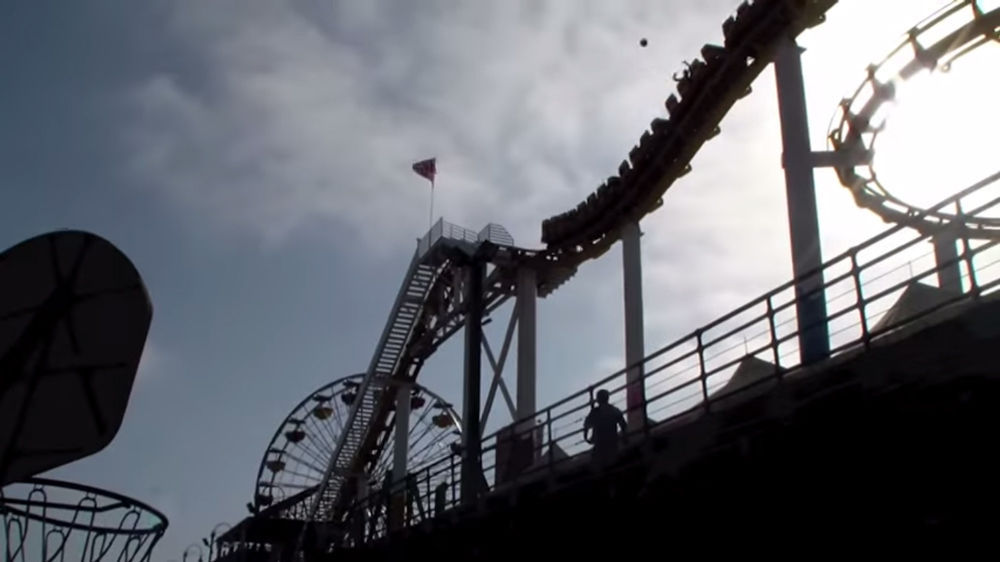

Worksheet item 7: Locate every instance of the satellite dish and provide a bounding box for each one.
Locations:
[0,230,153,485]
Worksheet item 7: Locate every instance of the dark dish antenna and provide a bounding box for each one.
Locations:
[0,230,153,485]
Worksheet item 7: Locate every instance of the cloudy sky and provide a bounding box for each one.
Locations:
[2,0,979,558]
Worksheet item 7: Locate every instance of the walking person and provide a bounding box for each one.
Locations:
[583,389,627,468]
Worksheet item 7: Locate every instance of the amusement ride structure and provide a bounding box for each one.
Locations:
[189,0,998,559]
[3,0,996,561]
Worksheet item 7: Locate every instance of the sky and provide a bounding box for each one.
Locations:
[1,0,992,559]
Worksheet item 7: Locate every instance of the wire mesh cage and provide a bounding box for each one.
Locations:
[1,478,168,562]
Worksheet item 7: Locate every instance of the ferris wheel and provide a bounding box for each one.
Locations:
[252,375,461,510]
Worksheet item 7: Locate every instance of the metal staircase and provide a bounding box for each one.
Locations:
[303,253,441,522]
[300,219,509,529]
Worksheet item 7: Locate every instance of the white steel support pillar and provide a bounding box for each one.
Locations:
[389,381,411,530]
[621,220,646,430]
[774,37,830,364]
[934,231,963,293]
[516,267,537,426]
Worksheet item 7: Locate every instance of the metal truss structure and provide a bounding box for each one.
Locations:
[216,0,844,555]
[203,0,1000,559]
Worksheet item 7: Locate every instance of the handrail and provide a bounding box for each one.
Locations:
[418,219,513,257]
[344,168,1000,545]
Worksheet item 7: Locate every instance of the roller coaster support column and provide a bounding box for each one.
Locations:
[516,267,537,428]
[774,37,830,364]
[388,380,412,531]
[622,220,647,430]
[351,475,369,546]
[934,229,963,294]
[462,257,486,505]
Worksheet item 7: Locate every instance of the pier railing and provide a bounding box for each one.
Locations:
[352,169,1000,543]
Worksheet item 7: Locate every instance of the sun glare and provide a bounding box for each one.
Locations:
[872,43,1000,212]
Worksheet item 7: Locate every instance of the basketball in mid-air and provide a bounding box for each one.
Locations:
[639,38,648,47]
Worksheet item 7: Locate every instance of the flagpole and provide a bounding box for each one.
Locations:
[412,157,437,234]
[429,179,435,233]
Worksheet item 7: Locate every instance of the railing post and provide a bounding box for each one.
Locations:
[697,330,709,412]
[642,379,651,436]
[449,454,457,510]
[850,252,870,348]
[424,468,431,516]
[957,202,979,295]
[546,409,554,469]
[766,296,780,371]
[933,228,963,294]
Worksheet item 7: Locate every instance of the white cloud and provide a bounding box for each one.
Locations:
[120,0,961,391]
[136,338,166,382]
[122,0,738,255]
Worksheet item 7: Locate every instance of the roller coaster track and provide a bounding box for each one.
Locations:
[262,0,844,550]
[540,0,836,261]
[828,0,1000,236]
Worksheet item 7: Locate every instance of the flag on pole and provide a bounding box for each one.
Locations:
[414,157,438,231]
[412,158,436,184]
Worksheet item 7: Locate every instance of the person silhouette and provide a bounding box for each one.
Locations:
[583,389,627,467]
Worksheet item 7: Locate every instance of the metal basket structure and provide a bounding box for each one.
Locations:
[1,478,168,562]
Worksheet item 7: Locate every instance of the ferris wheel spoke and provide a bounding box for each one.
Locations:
[331,398,348,436]
[406,418,441,457]
[296,434,334,474]
[380,415,453,477]
[301,408,330,437]
[299,433,334,466]
[393,401,457,477]
[277,466,325,483]
[408,430,451,471]
[313,408,344,452]
[283,427,331,467]
[303,410,337,451]
[411,420,455,465]
[302,418,337,459]
[280,449,329,477]
[273,481,315,492]
[405,399,435,442]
